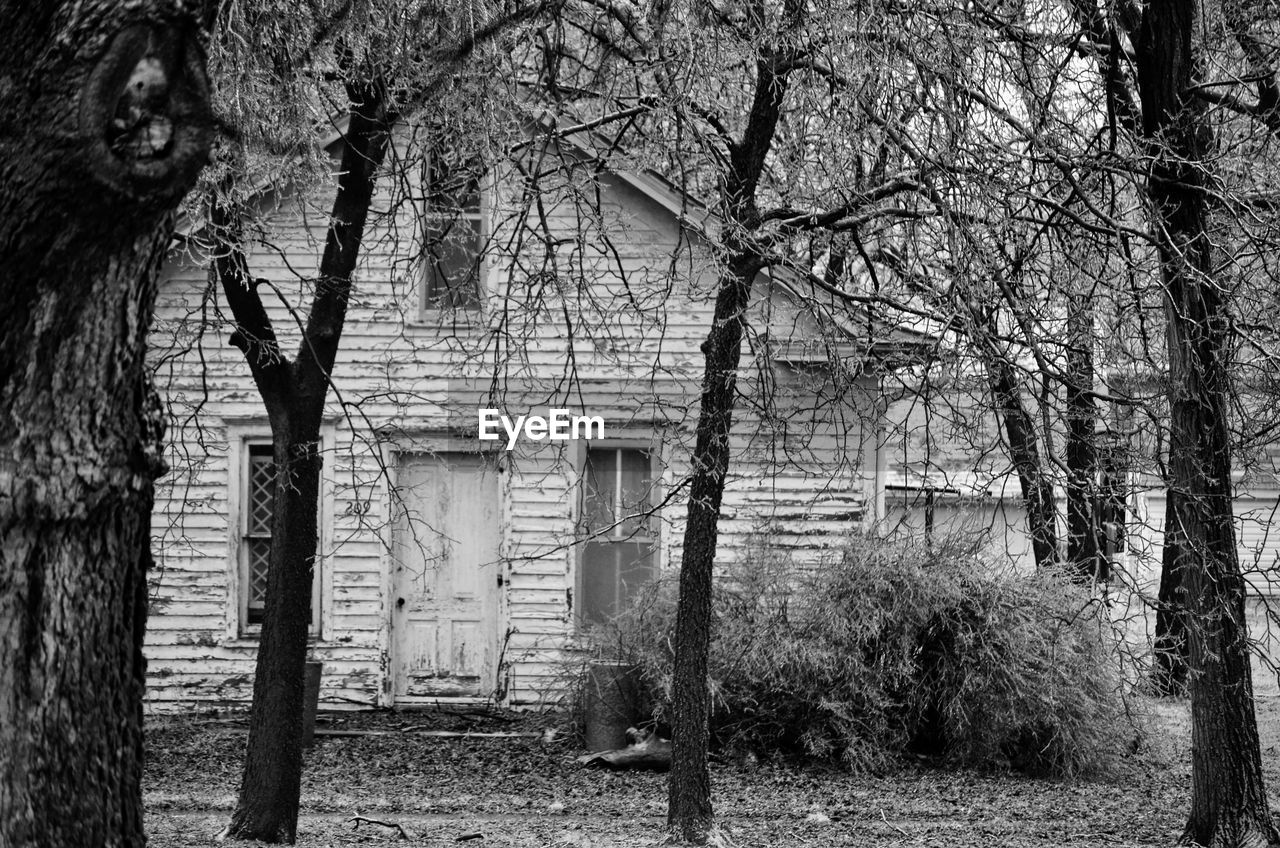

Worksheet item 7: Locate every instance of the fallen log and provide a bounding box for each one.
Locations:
[576,727,671,771]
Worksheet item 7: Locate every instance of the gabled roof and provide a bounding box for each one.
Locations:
[178,112,937,364]
[550,127,937,365]
[545,124,716,236]
[755,266,936,371]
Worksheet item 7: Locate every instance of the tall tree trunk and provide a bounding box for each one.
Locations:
[987,356,1059,569]
[227,429,322,842]
[1152,492,1190,695]
[668,255,760,843]
[1065,296,1101,583]
[667,14,796,835]
[0,5,211,846]
[1135,0,1278,842]
[218,79,390,844]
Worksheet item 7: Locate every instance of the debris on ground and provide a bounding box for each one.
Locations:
[576,727,672,771]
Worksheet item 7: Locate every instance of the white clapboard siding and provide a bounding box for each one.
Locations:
[146,137,883,710]
[1127,489,1280,594]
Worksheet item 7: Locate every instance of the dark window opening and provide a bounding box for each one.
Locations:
[422,154,484,310]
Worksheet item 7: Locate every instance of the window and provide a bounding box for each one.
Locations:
[421,153,484,310]
[577,448,657,624]
[241,444,274,627]
[237,442,321,635]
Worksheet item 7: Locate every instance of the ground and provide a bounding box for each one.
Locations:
[144,697,1280,847]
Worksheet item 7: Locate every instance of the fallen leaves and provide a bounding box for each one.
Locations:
[140,696,1280,847]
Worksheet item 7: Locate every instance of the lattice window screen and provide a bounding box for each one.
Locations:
[245,445,274,626]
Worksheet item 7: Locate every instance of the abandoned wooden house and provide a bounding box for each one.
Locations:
[145,125,929,711]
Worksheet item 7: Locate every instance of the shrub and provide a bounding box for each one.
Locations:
[584,532,1137,776]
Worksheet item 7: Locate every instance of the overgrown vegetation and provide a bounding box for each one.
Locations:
[585,534,1138,776]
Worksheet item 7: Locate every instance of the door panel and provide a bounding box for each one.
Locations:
[392,453,500,700]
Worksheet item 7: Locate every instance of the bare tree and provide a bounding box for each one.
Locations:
[531,4,926,840]
[1134,0,1278,840]
[933,0,1280,838]
[0,2,213,845]
[186,5,555,841]
[214,73,392,842]
[553,0,1280,840]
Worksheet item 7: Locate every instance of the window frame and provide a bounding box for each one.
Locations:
[574,444,661,627]
[418,149,490,318]
[227,431,328,641]
[239,442,276,630]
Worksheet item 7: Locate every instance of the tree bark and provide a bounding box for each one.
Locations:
[986,356,1059,569]
[1135,0,1278,842]
[1065,297,1101,583]
[1152,491,1190,696]
[668,255,760,843]
[0,5,211,846]
[226,431,323,842]
[219,78,390,844]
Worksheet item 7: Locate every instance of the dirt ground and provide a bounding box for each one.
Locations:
[143,695,1280,847]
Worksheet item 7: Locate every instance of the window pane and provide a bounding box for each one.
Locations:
[423,218,482,309]
[617,449,652,537]
[580,540,619,625]
[429,156,481,212]
[580,449,618,534]
[615,541,656,610]
[247,447,274,534]
[422,149,484,311]
[580,540,655,624]
[247,537,270,625]
[240,443,316,633]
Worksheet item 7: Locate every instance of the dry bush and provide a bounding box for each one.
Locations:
[586,533,1138,776]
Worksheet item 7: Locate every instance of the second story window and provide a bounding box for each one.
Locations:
[422,153,484,311]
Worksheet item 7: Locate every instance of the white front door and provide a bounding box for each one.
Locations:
[392,452,500,701]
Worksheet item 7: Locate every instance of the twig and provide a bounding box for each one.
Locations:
[318,729,538,738]
[349,815,410,840]
[880,809,908,837]
[456,832,485,842]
